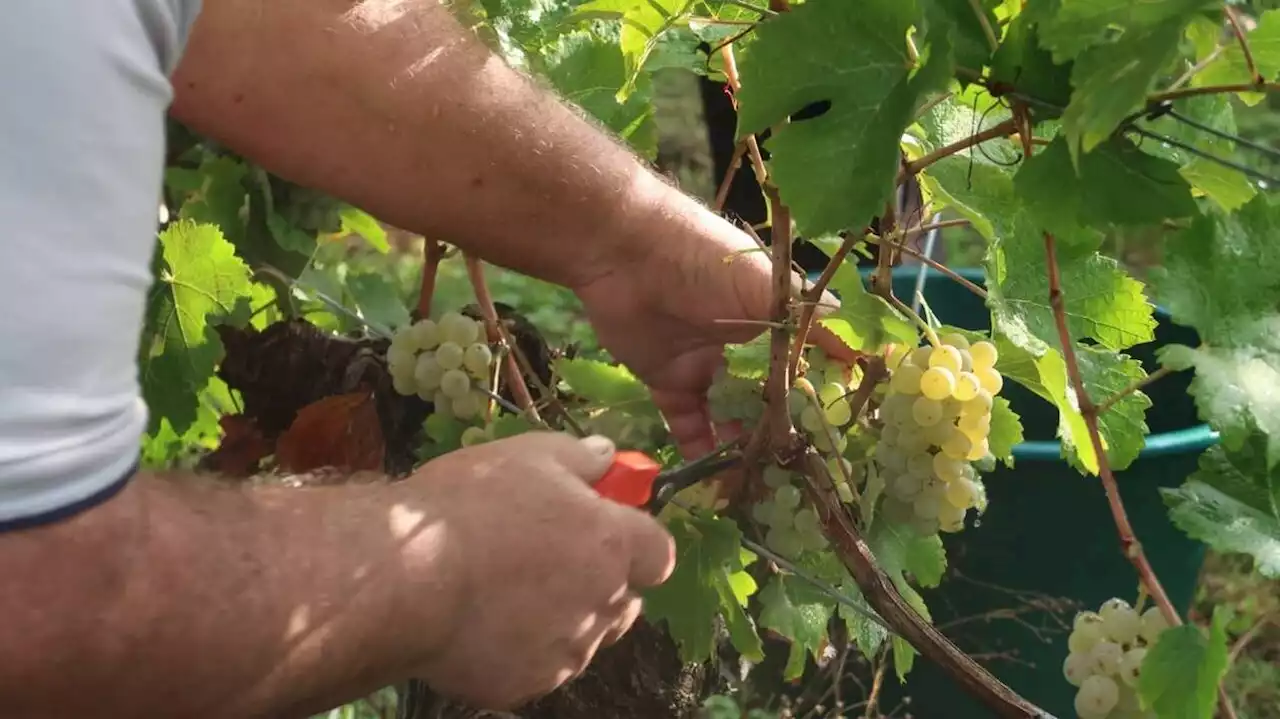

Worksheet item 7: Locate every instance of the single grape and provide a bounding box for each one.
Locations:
[1089,640,1124,675]
[929,345,963,373]
[391,371,417,396]
[938,502,966,533]
[940,333,971,350]
[460,425,489,447]
[941,428,973,460]
[415,353,443,392]
[439,311,481,345]
[766,526,804,559]
[1140,606,1169,645]
[795,507,821,534]
[1070,613,1106,654]
[774,484,801,510]
[411,319,441,350]
[952,372,982,402]
[767,501,794,529]
[1102,605,1142,645]
[913,489,943,520]
[793,376,815,395]
[958,411,991,437]
[435,341,465,370]
[909,346,933,368]
[1063,652,1091,687]
[923,419,954,447]
[463,343,493,378]
[880,424,901,448]
[888,471,925,501]
[826,456,852,482]
[933,453,965,482]
[1099,598,1133,623]
[823,398,852,426]
[818,382,845,406]
[965,437,989,461]
[876,445,908,474]
[1075,675,1120,718]
[787,387,809,418]
[452,390,485,419]
[751,501,773,525]
[962,389,994,415]
[969,340,998,369]
[941,398,964,420]
[976,366,1004,394]
[945,477,978,508]
[920,366,957,401]
[912,396,944,426]
[885,345,909,371]
[800,527,830,551]
[897,428,932,454]
[763,465,791,489]
[891,364,924,394]
[906,451,935,477]
[1118,647,1145,687]
[800,406,824,434]
[439,368,472,399]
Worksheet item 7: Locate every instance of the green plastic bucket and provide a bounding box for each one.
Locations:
[832,267,1215,717]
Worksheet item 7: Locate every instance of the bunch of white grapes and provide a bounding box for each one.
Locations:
[751,465,831,558]
[873,334,1002,535]
[1063,598,1169,718]
[385,312,496,422]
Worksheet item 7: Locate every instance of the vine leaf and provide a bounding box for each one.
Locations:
[923,0,999,71]
[276,391,386,474]
[544,30,659,159]
[987,396,1024,467]
[202,414,272,477]
[1162,431,1280,577]
[823,264,918,352]
[836,576,888,660]
[869,520,947,589]
[1194,8,1280,106]
[735,0,954,236]
[989,10,1073,112]
[759,573,835,680]
[569,0,694,101]
[724,334,772,379]
[346,272,412,334]
[1152,197,1280,467]
[554,357,657,417]
[1036,0,1218,64]
[1138,605,1231,719]
[140,220,254,434]
[643,514,762,663]
[339,207,389,253]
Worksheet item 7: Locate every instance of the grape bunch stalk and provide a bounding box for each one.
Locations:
[1063,598,1170,718]
[874,334,1003,536]
[385,311,499,447]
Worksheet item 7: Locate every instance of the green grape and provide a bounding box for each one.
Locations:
[920,367,956,401]
[938,502,966,533]
[387,342,417,372]
[879,393,911,426]
[391,371,417,396]
[766,526,804,558]
[751,501,774,525]
[875,443,908,473]
[1139,607,1169,644]
[1070,617,1105,653]
[913,490,943,520]
[941,398,964,420]
[774,484,801,510]
[799,406,824,434]
[826,456,852,482]
[463,343,493,378]
[1089,640,1124,675]
[940,333,970,350]
[906,451,934,477]
[941,428,973,460]
[944,477,978,508]
[963,389,994,415]
[767,501,794,529]
[958,348,974,373]
[890,364,924,394]
[880,424,901,448]
[787,388,809,418]
[888,471,924,501]
[818,382,845,406]
[1118,648,1145,688]
[823,398,852,426]
[812,426,847,454]
[435,342,464,370]
[440,368,472,399]
[976,366,1004,394]
[933,453,965,482]
[909,346,933,367]
[966,437,989,461]
[923,419,954,448]
[911,396,943,426]
[411,319,441,350]
[953,372,982,401]
[795,508,821,534]
[898,428,932,454]
[1063,652,1091,687]
[969,340,998,369]
[958,411,990,437]
[762,465,790,489]
[440,312,481,345]
[414,353,443,391]
[928,345,963,373]
[799,527,830,551]
[460,426,489,447]
[432,390,453,417]
[452,390,485,419]
[1075,675,1119,718]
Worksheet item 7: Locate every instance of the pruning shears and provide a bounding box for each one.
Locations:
[593,445,741,514]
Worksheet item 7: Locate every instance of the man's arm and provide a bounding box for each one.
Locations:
[170,0,709,291]
[0,473,456,719]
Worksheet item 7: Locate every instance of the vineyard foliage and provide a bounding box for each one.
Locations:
[142,0,1280,717]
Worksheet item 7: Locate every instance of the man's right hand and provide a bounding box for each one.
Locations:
[403,431,676,710]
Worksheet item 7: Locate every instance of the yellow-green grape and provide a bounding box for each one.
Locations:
[875,443,908,474]
[812,427,847,454]
[923,419,954,447]
[391,370,416,397]
[941,428,973,460]
[898,427,933,454]
[911,396,943,426]
[432,390,453,417]
[387,339,416,369]
[969,340,998,369]
[958,349,974,373]
[913,486,944,520]
[1070,612,1106,654]
[966,437,989,461]
[452,390,485,420]
[1118,647,1145,688]
[414,353,443,392]
[827,456,852,482]
[1089,640,1125,676]
[945,476,978,508]
[929,345,963,373]
[942,398,964,420]
[891,364,924,394]
[952,372,982,401]
[440,368,472,399]
[938,503,966,533]
[940,333,970,350]
[909,346,933,368]
[963,389,994,415]
[880,393,912,426]
[885,345,909,371]
[460,425,489,447]
[976,366,1004,394]
[800,406,824,433]
[920,366,956,401]
[888,471,925,501]
[1063,652,1091,687]
[435,341,464,370]
[1075,675,1119,719]
[933,453,965,482]
[463,343,493,379]
[774,484,801,510]
[439,311,481,345]
[1140,607,1169,644]
[411,319,441,350]
[958,410,991,437]
[907,452,934,477]
[819,383,852,425]
[763,464,791,489]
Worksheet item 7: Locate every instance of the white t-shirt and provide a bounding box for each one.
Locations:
[0,0,203,529]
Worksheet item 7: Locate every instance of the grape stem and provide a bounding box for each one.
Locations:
[464,254,541,423]
[712,140,748,212]
[865,231,987,300]
[789,230,866,379]
[1223,4,1262,86]
[416,239,445,320]
[899,117,1019,179]
[1042,231,1180,627]
[887,293,941,347]
[764,182,797,451]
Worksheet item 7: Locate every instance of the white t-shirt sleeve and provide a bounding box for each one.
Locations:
[0,0,203,529]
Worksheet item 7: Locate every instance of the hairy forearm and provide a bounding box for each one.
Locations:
[0,473,456,719]
[170,0,690,289]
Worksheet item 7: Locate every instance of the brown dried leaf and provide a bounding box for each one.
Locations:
[276,391,386,474]
[201,415,272,478]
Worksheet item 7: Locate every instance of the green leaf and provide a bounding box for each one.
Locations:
[824,264,918,351]
[1138,605,1231,719]
[836,577,888,660]
[1132,93,1257,210]
[568,0,694,101]
[735,0,953,235]
[724,333,772,379]
[1163,455,1280,577]
[139,220,253,434]
[170,156,250,244]
[868,520,947,589]
[758,573,835,679]
[987,395,1024,467]
[1037,0,1218,63]
[923,0,999,70]
[891,583,931,681]
[543,30,658,158]
[421,413,468,459]
[644,514,762,662]
[989,11,1073,112]
[1179,158,1258,212]
[555,357,653,409]
[339,206,389,253]
[1060,18,1187,157]
[1194,9,1280,105]
[346,272,411,334]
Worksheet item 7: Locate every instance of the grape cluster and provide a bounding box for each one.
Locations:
[873,334,1002,535]
[750,465,831,558]
[1064,598,1169,718]
[386,312,496,422]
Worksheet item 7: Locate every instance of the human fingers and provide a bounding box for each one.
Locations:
[600,591,644,647]
[497,430,618,485]
[652,387,715,460]
[606,503,676,588]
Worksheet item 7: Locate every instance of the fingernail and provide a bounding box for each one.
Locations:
[581,435,616,457]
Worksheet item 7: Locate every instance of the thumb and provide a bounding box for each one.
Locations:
[551,433,618,483]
